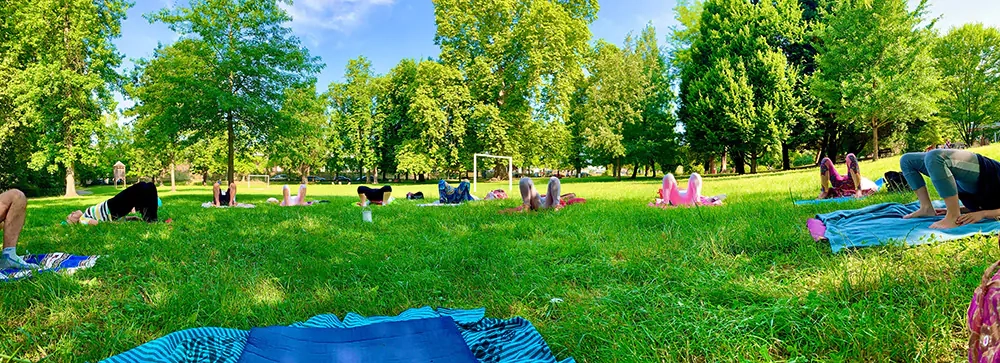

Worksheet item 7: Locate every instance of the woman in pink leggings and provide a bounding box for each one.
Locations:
[818,154,877,199]
[651,173,724,207]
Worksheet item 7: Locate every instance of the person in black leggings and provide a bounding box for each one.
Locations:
[66,182,160,225]
[357,185,392,206]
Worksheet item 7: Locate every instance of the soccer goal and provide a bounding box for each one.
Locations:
[473,153,513,193]
[247,174,270,189]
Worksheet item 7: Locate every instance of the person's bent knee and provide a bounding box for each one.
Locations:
[924,149,947,166]
[820,157,833,165]
[383,186,392,193]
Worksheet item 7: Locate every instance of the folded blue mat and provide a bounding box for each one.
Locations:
[238,317,477,363]
[1,253,99,282]
[816,201,1000,253]
[103,306,574,363]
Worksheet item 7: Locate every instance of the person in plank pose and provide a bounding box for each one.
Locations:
[66,182,162,225]
[817,153,878,199]
[502,177,584,213]
[357,185,393,206]
[0,189,39,269]
[900,149,1000,229]
[212,181,238,207]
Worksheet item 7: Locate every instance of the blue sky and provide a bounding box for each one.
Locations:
[114,0,999,109]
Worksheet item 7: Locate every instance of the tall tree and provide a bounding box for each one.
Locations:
[677,0,803,173]
[933,24,1000,145]
[377,59,421,180]
[406,61,473,175]
[1,0,131,196]
[811,0,939,160]
[626,24,679,178]
[433,0,598,175]
[272,83,330,184]
[328,57,382,184]
[148,0,322,184]
[579,40,643,180]
[129,40,215,192]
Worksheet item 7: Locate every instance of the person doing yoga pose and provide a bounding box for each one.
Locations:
[212,181,238,207]
[818,154,878,199]
[66,182,162,225]
[650,173,724,207]
[439,180,474,204]
[502,177,583,213]
[899,149,1000,229]
[357,185,393,206]
[267,184,313,206]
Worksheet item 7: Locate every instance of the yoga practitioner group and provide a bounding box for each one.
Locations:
[3,147,999,269]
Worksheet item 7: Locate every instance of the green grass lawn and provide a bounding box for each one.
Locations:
[5,147,1000,362]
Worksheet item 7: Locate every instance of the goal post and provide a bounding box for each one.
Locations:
[473,154,513,193]
[247,174,270,189]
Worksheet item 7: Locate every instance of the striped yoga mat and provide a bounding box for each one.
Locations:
[1,253,99,282]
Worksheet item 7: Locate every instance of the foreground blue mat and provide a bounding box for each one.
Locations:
[238,317,477,363]
[103,306,574,363]
[815,201,1000,253]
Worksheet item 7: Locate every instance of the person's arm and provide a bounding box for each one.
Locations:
[957,208,1000,225]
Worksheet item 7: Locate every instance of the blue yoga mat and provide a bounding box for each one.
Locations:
[237,316,477,363]
[794,178,885,206]
[817,201,1000,253]
[1,253,99,282]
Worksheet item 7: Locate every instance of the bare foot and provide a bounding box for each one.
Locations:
[817,190,829,200]
[904,207,936,219]
[930,218,961,230]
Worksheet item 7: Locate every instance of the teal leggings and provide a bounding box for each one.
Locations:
[899,149,980,198]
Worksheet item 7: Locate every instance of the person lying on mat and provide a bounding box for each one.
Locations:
[0,189,39,269]
[212,181,238,207]
[650,173,724,207]
[66,182,163,225]
[900,149,1000,229]
[501,177,584,213]
[267,184,314,206]
[357,185,392,206]
[439,179,475,204]
[818,154,878,199]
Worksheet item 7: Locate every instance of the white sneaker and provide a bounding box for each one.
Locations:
[0,254,40,270]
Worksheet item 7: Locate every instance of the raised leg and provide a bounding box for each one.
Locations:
[662,174,682,205]
[357,186,370,206]
[296,184,308,206]
[228,182,237,206]
[0,189,27,249]
[923,149,981,229]
[545,177,561,209]
[819,157,838,198]
[845,153,861,193]
[683,173,703,205]
[282,185,293,206]
[900,152,935,218]
[213,182,222,206]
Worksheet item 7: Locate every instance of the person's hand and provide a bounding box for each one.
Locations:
[855,190,864,198]
[935,208,948,216]
[957,211,987,225]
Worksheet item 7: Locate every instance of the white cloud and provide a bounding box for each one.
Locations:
[281,0,395,34]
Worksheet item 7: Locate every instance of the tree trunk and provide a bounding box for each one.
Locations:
[781,142,791,170]
[203,171,209,186]
[750,152,758,174]
[721,152,728,173]
[64,162,78,197]
[170,161,177,192]
[872,118,880,161]
[301,165,309,184]
[615,158,622,181]
[373,166,379,185]
[630,164,638,179]
[226,113,236,185]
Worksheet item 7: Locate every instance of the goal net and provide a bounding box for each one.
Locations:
[247,175,270,189]
[473,154,513,192]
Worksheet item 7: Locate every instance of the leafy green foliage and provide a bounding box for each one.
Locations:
[933,24,1000,145]
[328,57,382,182]
[0,0,131,196]
[271,83,330,184]
[147,0,322,184]
[811,0,940,159]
